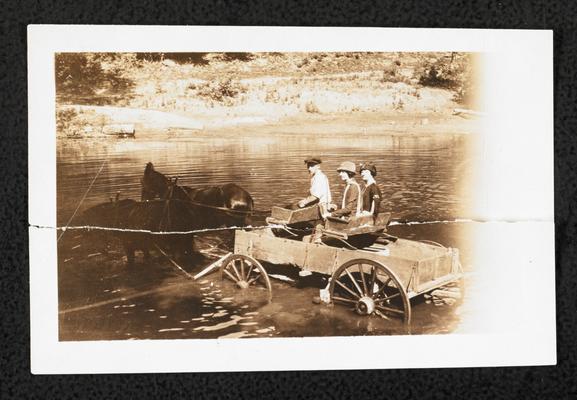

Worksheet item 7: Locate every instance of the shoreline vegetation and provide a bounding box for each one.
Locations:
[55,52,480,138]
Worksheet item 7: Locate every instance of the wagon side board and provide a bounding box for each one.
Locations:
[269,205,320,224]
[234,230,462,297]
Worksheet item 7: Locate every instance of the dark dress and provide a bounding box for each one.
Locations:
[362,183,382,216]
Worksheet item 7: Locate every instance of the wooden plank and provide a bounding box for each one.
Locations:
[235,229,309,267]
[270,206,292,221]
[412,273,462,297]
[302,242,345,275]
[417,255,452,284]
[192,252,232,280]
[324,212,391,236]
[270,205,320,224]
[233,230,458,293]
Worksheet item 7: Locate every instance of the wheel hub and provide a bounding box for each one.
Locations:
[236,280,249,289]
[356,296,375,315]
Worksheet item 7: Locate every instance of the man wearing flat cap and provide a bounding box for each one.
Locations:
[359,162,382,218]
[330,161,361,218]
[298,157,332,218]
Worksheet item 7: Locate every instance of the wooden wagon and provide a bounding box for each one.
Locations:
[214,206,464,324]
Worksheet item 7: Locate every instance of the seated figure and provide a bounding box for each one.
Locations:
[329,161,362,218]
[310,161,359,244]
[359,162,382,219]
[296,157,332,218]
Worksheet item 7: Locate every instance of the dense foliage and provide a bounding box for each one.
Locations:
[55,52,477,108]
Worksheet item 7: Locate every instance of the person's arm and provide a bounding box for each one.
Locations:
[301,173,326,208]
[330,207,351,217]
[332,184,358,217]
[370,186,381,216]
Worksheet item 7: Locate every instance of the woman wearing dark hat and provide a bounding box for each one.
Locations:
[359,162,382,218]
[330,161,361,217]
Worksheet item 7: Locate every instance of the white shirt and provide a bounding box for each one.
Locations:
[310,170,332,205]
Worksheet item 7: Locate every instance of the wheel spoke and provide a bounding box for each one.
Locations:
[376,304,404,315]
[369,265,376,294]
[359,263,368,295]
[220,256,272,296]
[375,277,393,296]
[375,292,401,303]
[223,268,239,283]
[335,279,361,299]
[344,268,363,297]
[329,260,409,322]
[245,263,254,281]
[247,271,262,285]
[230,262,242,281]
[332,296,357,305]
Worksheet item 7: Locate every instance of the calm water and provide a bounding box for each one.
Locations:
[57,131,475,340]
[57,132,473,225]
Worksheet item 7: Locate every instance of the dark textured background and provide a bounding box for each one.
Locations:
[3,0,576,398]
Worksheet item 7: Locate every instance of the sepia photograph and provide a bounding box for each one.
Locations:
[55,50,478,340]
[29,26,555,373]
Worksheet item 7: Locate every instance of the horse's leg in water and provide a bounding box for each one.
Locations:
[183,235,195,262]
[174,234,194,261]
[124,242,135,266]
[187,234,195,256]
[142,244,151,262]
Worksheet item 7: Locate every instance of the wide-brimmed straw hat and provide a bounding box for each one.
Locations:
[336,161,356,175]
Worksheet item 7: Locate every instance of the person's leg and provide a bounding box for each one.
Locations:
[312,223,324,244]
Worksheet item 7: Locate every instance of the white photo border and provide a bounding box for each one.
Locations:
[28,25,555,374]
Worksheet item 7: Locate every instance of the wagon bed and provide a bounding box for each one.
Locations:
[234,229,461,299]
[212,226,464,324]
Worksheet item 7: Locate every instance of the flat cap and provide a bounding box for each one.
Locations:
[304,157,322,165]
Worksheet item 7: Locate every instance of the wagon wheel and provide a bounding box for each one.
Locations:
[220,254,272,298]
[328,258,411,324]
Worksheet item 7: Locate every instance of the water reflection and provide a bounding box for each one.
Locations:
[57,132,472,225]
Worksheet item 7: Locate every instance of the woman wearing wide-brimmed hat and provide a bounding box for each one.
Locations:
[330,161,361,218]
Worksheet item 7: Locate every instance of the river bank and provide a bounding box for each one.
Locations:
[58,103,480,138]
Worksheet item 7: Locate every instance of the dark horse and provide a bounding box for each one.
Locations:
[140,162,254,227]
[80,197,199,265]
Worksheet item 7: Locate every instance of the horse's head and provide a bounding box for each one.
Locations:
[141,162,170,200]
